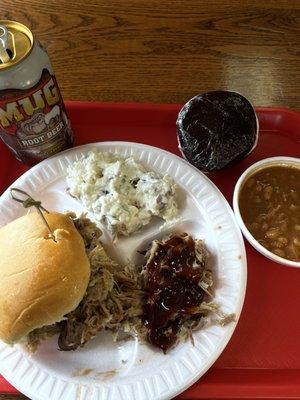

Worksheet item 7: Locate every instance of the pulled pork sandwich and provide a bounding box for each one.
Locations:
[0,211,144,352]
[0,212,90,345]
[0,189,233,353]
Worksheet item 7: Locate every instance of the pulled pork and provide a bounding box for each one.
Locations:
[141,233,212,352]
[26,216,232,353]
[27,215,145,352]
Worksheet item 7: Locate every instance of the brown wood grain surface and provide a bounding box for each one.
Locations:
[0,1,299,399]
[1,0,300,110]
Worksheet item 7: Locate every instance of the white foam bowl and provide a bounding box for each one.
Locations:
[233,156,300,268]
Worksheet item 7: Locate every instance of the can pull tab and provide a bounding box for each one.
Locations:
[0,25,11,64]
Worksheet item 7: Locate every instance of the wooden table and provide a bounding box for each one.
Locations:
[1,0,300,110]
[0,1,299,399]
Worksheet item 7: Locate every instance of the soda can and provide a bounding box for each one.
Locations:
[0,20,74,165]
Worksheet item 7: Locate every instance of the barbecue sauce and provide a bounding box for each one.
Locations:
[143,234,205,352]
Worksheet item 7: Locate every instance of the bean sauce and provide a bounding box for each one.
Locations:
[239,165,300,262]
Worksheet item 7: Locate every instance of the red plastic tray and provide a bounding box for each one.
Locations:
[0,102,300,399]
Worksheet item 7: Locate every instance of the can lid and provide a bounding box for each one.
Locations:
[0,20,34,71]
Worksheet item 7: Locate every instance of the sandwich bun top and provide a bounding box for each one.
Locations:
[0,212,90,344]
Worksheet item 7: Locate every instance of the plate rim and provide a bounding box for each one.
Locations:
[0,141,247,400]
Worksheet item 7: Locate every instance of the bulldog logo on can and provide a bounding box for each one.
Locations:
[0,69,74,165]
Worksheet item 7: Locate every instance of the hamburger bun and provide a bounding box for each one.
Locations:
[0,212,90,344]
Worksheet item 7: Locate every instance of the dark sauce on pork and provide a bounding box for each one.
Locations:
[143,234,205,352]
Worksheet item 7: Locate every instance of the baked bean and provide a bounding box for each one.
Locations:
[278,237,288,245]
[265,228,281,239]
[290,189,298,202]
[256,184,262,193]
[258,239,267,247]
[279,221,288,232]
[249,222,259,232]
[287,244,298,260]
[263,186,273,200]
[273,248,286,258]
[239,165,300,262]
[294,238,300,247]
[267,205,281,218]
[277,213,287,221]
[257,214,267,223]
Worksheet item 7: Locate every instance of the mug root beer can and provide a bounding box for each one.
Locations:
[0,20,74,165]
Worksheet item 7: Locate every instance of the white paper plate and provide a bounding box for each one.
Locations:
[0,142,247,400]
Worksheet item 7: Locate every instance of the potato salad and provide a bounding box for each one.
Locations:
[67,151,178,236]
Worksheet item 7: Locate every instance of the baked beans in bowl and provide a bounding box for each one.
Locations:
[233,157,300,267]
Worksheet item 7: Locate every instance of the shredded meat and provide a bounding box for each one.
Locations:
[26,216,233,353]
[141,233,213,352]
[27,214,145,352]
[27,325,60,352]
[58,215,145,350]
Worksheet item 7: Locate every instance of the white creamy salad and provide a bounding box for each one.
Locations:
[67,151,178,236]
